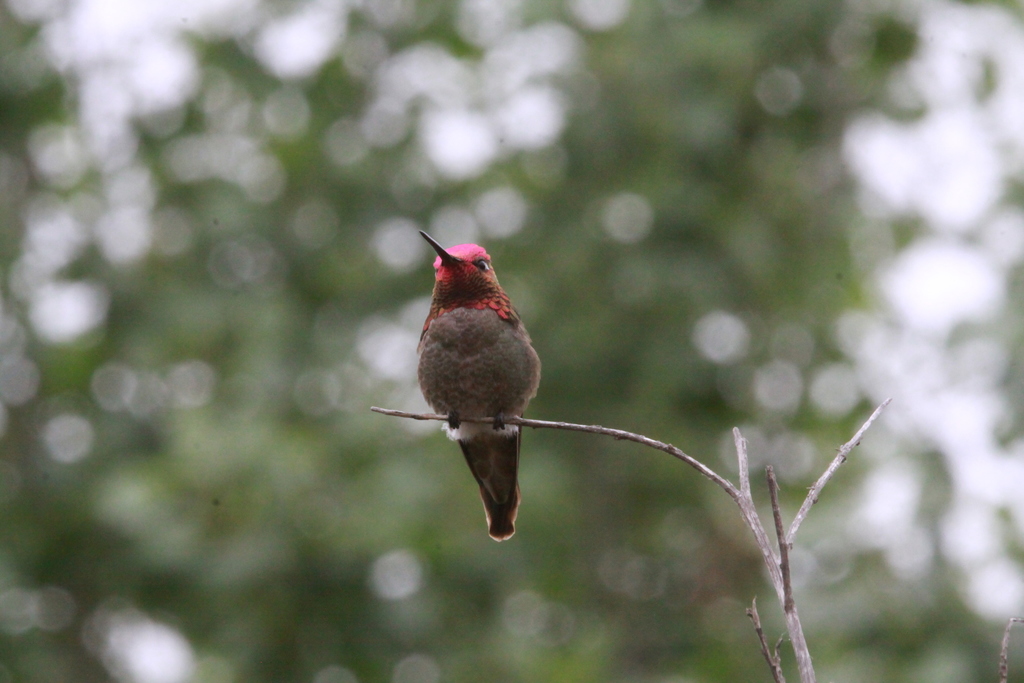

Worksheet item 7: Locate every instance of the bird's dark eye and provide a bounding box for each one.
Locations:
[475,259,491,272]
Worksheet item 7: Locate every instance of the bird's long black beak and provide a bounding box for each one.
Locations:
[420,231,461,266]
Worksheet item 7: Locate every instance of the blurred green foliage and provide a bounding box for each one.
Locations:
[0,1,1013,682]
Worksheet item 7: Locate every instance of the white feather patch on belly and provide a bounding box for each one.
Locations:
[443,420,518,441]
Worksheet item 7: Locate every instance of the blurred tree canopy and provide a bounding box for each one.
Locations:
[0,0,1020,682]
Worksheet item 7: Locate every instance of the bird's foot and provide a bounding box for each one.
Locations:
[492,412,506,431]
[447,411,461,430]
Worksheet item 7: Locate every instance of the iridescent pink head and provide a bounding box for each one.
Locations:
[432,243,489,268]
[420,231,497,283]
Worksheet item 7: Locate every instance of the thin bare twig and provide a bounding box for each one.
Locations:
[767,467,794,613]
[731,427,782,599]
[736,427,751,500]
[370,407,740,498]
[747,598,786,683]
[731,426,784,610]
[786,399,892,544]
[1000,617,1024,683]
[370,407,795,602]
[768,467,814,683]
[774,635,786,667]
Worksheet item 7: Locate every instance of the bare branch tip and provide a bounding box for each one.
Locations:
[1000,616,1024,683]
[747,596,787,683]
[774,634,786,656]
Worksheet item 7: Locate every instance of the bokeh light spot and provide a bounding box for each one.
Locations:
[420,109,498,180]
[100,609,196,683]
[494,85,565,150]
[391,654,439,683]
[568,0,631,32]
[357,317,420,384]
[601,192,653,244]
[475,186,527,238]
[42,413,94,463]
[755,67,803,116]
[325,119,369,167]
[28,124,88,188]
[314,665,360,683]
[809,363,861,418]
[91,362,137,412]
[254,3,346,79]
[883,239,1002,336]
[457,0,522,47]
[965,558,1024,619]
[598,548,667,601]
[342,30,389,79]
[692,311,749,365]
[429,205,479,247]
[753,360,803,414]
[502,590,577,645]
[166,361,216,408]
[370,549,424,600]
[208,236,283,289]
[291,199,339,250]
[95,206,152,264]
[372,218,425,273]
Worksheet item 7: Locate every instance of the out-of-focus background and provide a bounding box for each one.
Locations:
[1,0,1023,681]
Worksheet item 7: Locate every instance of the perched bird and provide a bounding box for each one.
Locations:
[417,231,541,541]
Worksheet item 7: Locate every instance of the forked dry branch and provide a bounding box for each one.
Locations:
[372,401,894,683]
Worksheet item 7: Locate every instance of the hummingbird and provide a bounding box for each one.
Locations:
[417,231,541,541]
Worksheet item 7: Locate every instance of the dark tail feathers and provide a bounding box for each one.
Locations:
[458,430,521,541]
